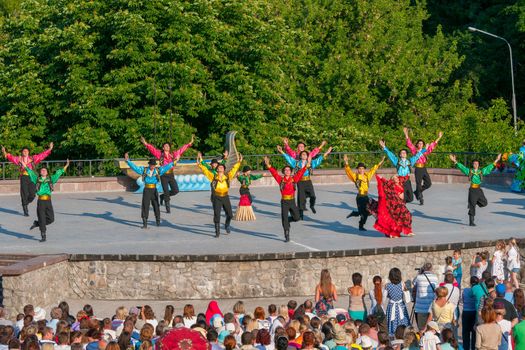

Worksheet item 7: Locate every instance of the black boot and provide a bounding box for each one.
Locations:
[39,231,46,242]
[359,223,367,231]
[23,205,29,217]
[346,211,359,219]
[160,194,164,205]
[142,219,148,229]
[30,221,38,230]
[469,215,476,227]
[156,218,161,227]
[284,230,290,242]
[299,210,304,220]
[225,218,231,234]
[310,205,317,214]
[215,223,220,238]
[414,190,420,201]
[419,197,424,205]
[165,202,171,213]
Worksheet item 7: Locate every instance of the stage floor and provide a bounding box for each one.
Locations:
[0,184,523,255]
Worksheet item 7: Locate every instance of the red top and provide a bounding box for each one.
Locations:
[284,144,320,159]
[406,137,437,165]
[268,165,308,197]
[145,142,191,170]
[6,149,52,174]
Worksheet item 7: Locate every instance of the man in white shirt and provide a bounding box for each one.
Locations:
[413,263,438,331]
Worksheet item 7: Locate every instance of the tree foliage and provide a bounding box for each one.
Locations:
[0,0,523,160]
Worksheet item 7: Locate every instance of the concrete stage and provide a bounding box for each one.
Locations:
[0,183,523,255]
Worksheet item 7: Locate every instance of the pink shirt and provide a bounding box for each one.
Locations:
[6,149,52,174]
[284,144,320,159]
[406,138,437,165]
[145,142,191,170]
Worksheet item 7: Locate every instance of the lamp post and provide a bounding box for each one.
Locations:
[468,26,518,135]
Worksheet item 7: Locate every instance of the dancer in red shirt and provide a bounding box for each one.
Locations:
[264,155,311,242]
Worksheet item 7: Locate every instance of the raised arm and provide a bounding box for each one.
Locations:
[51,160,68,184]
[343,155,356,182]
[172,136,194,158]
[281,151,297,168]
[366,157,385,181]
[32,143,53,164]
[24,166,38,184]
[141,137,162,159]
[283,138,297,159]
[159,159,177,175]
[404,128,417,155]
[227,154,242,180]
[265,156,281,183]
[311,155,324,169]
[383,147,398,166]
[250,173,264,181]
[309,141,327,158]
[125,153,145,176]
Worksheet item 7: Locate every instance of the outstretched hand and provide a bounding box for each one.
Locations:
[449,154,457,163]
[379,156,386,165]
[283,138,289,145]
[140,136,146,145]
[307,155,312,167]
[64,159,70,170]
[223,150,229,159]
[238,153,243,163]
[403,127,409,136]
[124,153,129,161]
[276,145,284,154]
[323,146,333,158]
[343,154,349,164]
[263,156,271,167]
[319,140,327,149]
[190,134,195,145]
[1,146,6,157]
[379,139,386,149]
[49,142,54,150]
[437,131,443,141]
[495,153,502,163]
[196,152,202,163]
[175,155,180,162]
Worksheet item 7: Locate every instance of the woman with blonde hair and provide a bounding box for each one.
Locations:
[182,304,197,328]
[315,269,337,316]
[492,240,506,283]
[233,301,246,324]
[112,307,128,331]
[507,238,521,289]
[428,286,455,331]
[278,305,289,324]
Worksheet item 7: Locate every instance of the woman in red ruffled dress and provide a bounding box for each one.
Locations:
[372,174,414,238]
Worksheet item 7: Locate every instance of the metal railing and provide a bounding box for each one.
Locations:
[0,151,502,180]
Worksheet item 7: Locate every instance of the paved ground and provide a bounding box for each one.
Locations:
[0,184,523,255]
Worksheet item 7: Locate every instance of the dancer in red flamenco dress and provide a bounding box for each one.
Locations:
[373,174,414,238]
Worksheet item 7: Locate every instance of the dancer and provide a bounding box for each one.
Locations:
[379,139,426,203]
[234,166,265,221]
[277,145,332,219]
[373,175,414,238]
[343,154,385,231]
[197,152,242,237]
[449,153,501,226]
[2,143,53,216]
[19,158,69,242]
[140,136,194,213]
[403,128,443,205]
[263,155,310,242]
[125,153,178,229]
[283,138,327,160]
[199,150,228,173]
[506,140,525,193]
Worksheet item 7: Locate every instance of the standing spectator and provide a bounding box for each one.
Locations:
[112,307,128,332]
[267,305,278,324]
[47,308,62,333]
[471,252,489,280]
[507,238,521,289]
[452,250,463,288]
[492,241,506,283]
[476,307,502,350]
[429,287,456,331]
[413,263,439,331]
[441,273,460,308]
[315,269,337,316]
[478,279,497,316]
[141,306,157,329]
[495,302,512,350]
[385,268,410,336]
[183,304,197,328]
[440,329,459,350]
[254,307,269,330]
[348,273,366,321]
[514,317,525,350]
[233,301,246,325]
[162,305,174,328]
[223,335,238,350]
[494,284,519,327]
[419,321,441,350]
[0,308,12,326]
[462,276,479,350]
[58,302,75,326]
[368,276,387,333]
[301,331,316,350]
[514,289,525,321]
[472,271,492,312]
[255,329,271,350]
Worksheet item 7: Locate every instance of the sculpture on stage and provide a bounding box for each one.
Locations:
[505,141,525,193]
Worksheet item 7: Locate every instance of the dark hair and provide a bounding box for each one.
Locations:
[206,329,218,342]
[321,322,335,341]
[282,165,292,173]
[394,325,406,340]
[162,143,170,148]
[57,332,70,345]
[388,268,402,284]
[444,273,455,284]
[143,305,155,320]
[299,151,309,158]
[21,147,30,153]
[485,278,495,289]
[441,328,458,349]
[223,335,237,350]
[398,149,409,157]
[58,301,71,321]
[118,331,131,350]
[366,315,378,328]
[83,305,94,317]
[8,338,21,350]
[310,317,321,330]
[241,331,254,345]
[378,331,390,345]
[163,305,174,324]
[302,331,315,347]
[268,304,277,314]
[256,329,271,346]
[481,270,492,281]
[303,300,313,310]
[71,344,83,350]
[217,164,226,171]
[297,142,306,147]
[276,336,289,350]
[445,256,452,265]
[416,139,424,145]
[472,159,480,165]
[287,300,297,310]
[470,276,480,286]
[352,273,362,286]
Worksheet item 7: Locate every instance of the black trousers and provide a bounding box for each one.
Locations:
[468,187,487,217]
[297,180,316,210]
[354,195,369,226]
[403,178,414,203]
[160,173,179,204]
[414,167,432,198]
[20,174,36,206]
[281,199,300,230]
[462,311,477,350]
[34,198,54,233]
[142,187,160,220]
[213,195,233,224]
[239,187,252,204]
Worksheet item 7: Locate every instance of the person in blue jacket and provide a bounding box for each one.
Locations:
[125,152,178,229]
[277,145,332,220]
[379,139,426,203]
